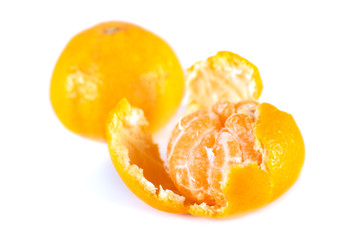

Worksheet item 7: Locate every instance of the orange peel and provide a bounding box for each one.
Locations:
[106,99,187,213]
[255,102,305,200]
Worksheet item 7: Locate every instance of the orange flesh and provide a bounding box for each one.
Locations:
[167,100,264,206]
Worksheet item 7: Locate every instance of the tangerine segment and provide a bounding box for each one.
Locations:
[184,51,263,114]
[254,103,305,200]
[106,98,186,213]
[167,110,221,205]
[167,100,265,207]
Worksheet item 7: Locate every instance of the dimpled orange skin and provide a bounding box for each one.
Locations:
[50,21,184,141]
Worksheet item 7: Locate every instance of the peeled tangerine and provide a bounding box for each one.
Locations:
[106,51,305,217]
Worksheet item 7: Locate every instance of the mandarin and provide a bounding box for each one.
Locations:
[50,21,184,141]
[168,100,305,216]
[106,98,304,217]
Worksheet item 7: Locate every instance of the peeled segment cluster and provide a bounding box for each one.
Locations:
[167,100,264,207]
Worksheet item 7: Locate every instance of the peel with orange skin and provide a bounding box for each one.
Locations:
[255,103,305,200]
[106,99,186,213]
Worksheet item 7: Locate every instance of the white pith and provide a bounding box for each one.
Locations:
[109,103,186,207]
[184,55,257,114]
[65,66,103,101]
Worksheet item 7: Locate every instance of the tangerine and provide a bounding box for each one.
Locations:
[107,99,305,217]
[50,21,184,141]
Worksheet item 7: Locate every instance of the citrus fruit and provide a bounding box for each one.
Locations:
[184,51,263,114]
[168,100,305,216]
[106,98,305,217]
[50,21,184,141]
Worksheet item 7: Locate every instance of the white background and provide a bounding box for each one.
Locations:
[1,0,360,239]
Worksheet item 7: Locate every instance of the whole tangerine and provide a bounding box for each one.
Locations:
[50,21,184,140]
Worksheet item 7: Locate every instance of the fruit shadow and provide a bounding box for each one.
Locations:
[88,158,143,210]
[88,158,191,217]
[88,159,204,219]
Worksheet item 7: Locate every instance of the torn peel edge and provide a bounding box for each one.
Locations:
[108,140,261,217]
[107,136,272,217]
[107,104,225,215]
[253,106,269,173]
[108,142,188,213]
[106,98,188,213]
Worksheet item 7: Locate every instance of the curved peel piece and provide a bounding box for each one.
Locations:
[184,51,263,114]
[255,103,305,200]
[106,98,187,213]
